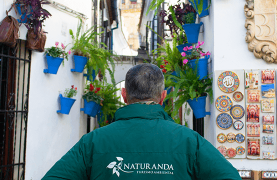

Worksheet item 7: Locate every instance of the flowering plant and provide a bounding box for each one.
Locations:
[44,42,71,60]
[64,85,77,98]
[181,41,210,65]
[83,82,103,105]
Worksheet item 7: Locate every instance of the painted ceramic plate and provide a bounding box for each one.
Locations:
[235,133,245,143]
[217,146,227,156]
[233,91,244,102]
[230,105,245,119]
[218,71,240,93]
[217,133,227,143]
[227,148,237,158]
[216,113,233,129]
[227,133,236,143]
[236,146,245,155]
[233,120,244,130]
[215,95,233,112]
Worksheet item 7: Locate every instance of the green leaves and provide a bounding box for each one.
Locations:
[169,6,183,30]
[146,0,165,15]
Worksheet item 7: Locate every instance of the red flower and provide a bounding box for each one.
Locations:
[95,90,98,93]
[160,65,165,68]
[75,87,77,90]
[162,69,167,73]
[89,84,94,91]
[106,121,109,124]
[96,87,101,91]
[71,85,74,89]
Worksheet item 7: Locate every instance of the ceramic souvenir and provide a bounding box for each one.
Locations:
[263,125,274,134]
[227,133,236,143]
[215,95,233,112]
[245,71,258,89]
[216,113,233,129]
[262,136,274,145]
[263,151,275,159]
[230,105,244,119]
[217,71,240,93]
[261,84,275,98]
[233,120,244,130]
[217,146,227,156]
[262,115,274,124]
[247,90,260,103]
[235,133,245,143]
[233,91,244,102]
[261,70,275,84]
[217,133,227,143]
[247,139,260,156]
[227,148,237,158]
[236,146,245,155]
[247,105,260,122]
[261,99,274,113]
[247,124,260,137]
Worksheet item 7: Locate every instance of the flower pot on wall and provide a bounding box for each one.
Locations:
[71,55,88,73]
[43,55,63,74]
[81,99,102,117]
[57,94,76,115]
[188,55,210,80]
[182,22,203,44]
[176,43,193,54]
[83,69,96,81]
[15,3,32,23]
[187,96,210,119]
[189,0,209,18]
[162,87,172,108]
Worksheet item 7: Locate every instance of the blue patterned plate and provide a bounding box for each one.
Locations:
[216,113,233,129]
[215,95,233,112]
[235,133,245,143]
[230,105,244,119]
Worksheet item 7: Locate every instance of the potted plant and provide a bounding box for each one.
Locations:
[57,85,77,114]
[44,42,71,74]
[166,63,213,119]
[189,0,211,18]
[181,12,203,44]
[81,81,103,117]
[181,41,210,79]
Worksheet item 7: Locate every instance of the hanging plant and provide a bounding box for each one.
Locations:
[12,0,52,35]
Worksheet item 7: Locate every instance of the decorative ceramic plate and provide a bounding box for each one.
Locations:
[217,133,227,143]
[217,146,227,156]
[216,113,233,129]
[227,148,237,158]
[236,146,245,155]
[215,95,233,112]
[230,105,244,119]
[227,133,236,143]
[235,133,245,143]
[233,91,244,102]
[218,71,240,93]
[233,120,244,130]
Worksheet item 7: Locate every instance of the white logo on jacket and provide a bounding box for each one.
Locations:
[107,157,133,177]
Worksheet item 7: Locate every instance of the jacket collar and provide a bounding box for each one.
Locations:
[115,103,174,122]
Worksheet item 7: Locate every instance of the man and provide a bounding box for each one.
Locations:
[42,64,241,180]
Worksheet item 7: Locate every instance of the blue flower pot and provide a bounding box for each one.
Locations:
[176,43,193,55]
[189,0,209,18]
[57,94,76,115]
[43,55,64,74]
[83,69,96,81]
[187,96,210,119]
[188,55,209,80]
[71,55,88,73]
[182,22,203,44]
[15,3,32,23]
[162,87,172,108]
[81,99,102,117]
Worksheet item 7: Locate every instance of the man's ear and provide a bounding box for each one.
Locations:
[121,88,128,104]
[158,90,167,106]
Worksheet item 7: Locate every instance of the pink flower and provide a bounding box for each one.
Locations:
[183,59,188,65]
[196,45,200,49]
[200,41,204,46]
[183,47,188,51]
[55,42,59,47]
[206,51,211,56]
[181,52,186,57]
[61,43,65,49]
[188,46,193,50]
[68,50,72,55]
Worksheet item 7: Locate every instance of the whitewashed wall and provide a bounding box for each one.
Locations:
[201,0,277,171]
[1,0,92,179]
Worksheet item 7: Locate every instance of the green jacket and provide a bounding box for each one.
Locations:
[42,104,241,180]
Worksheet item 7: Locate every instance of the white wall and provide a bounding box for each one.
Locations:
[204,0,277,171]
[0,0,92,179]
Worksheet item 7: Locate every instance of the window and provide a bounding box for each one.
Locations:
[130,0,137,4]
[122,0,125,4]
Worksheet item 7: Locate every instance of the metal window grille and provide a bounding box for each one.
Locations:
[0,40,31,180]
